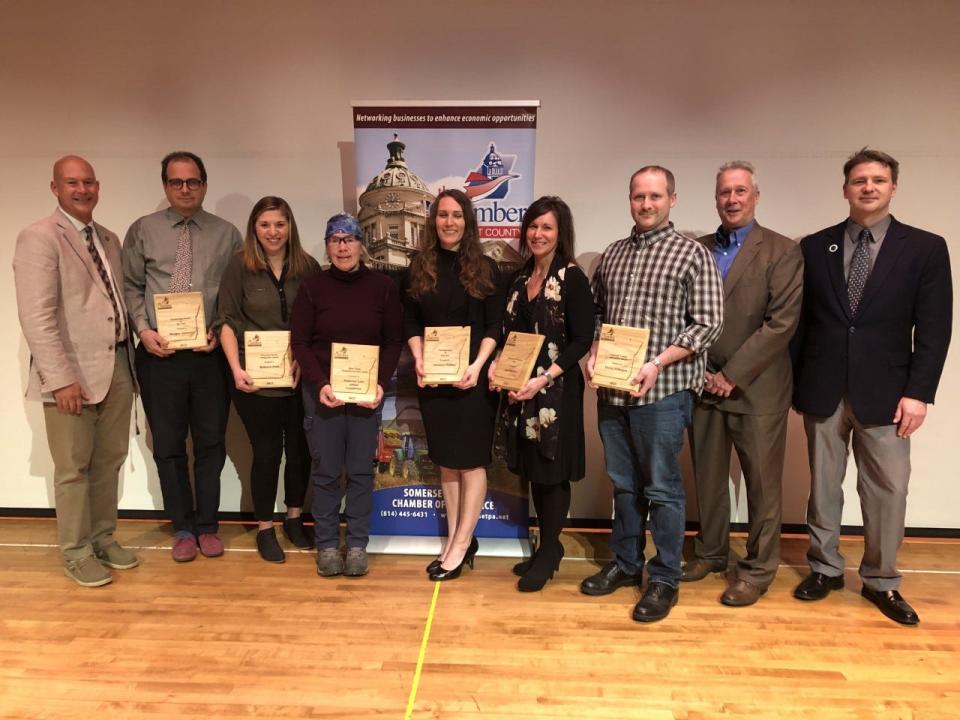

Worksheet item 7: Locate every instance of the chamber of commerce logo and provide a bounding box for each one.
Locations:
[463,142,520,200]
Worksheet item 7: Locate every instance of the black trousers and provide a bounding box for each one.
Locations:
[231,389,310,521]
[136,343,229,535]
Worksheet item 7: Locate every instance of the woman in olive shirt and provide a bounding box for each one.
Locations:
[217,196,319,563]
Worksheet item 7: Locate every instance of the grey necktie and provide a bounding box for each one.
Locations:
[847,227,872,315]
[169,220,193,293]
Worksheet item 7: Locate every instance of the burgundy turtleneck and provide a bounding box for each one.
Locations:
[289,263,403,390]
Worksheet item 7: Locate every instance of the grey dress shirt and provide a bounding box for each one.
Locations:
[122,207,242,336]
[843,214,891,279]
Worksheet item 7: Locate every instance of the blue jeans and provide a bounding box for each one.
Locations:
[597,391,693,587]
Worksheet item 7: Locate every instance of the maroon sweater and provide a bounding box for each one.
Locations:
[290,264,403,390]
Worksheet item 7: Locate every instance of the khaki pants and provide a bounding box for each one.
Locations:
[43,350,134,561]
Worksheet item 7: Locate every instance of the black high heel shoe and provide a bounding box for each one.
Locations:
[429,536,478,581]
[425,536,477,574]
[517,542,564,592]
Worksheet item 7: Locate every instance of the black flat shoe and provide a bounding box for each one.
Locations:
[793,571,844,601]
[256,528,286,563]
[861,587,920,625]
[580,561,642,596]
[282,517,313,549]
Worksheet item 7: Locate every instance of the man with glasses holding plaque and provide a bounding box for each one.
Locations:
[122,151,241,563]
[582,166,723,623]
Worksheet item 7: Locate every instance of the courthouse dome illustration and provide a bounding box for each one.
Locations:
[359,135,435,270]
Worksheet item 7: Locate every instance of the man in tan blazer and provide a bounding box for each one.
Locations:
[13,155,138,587]
[682,161,803,606]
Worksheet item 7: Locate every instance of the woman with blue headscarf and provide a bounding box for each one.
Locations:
[290,213,403,578]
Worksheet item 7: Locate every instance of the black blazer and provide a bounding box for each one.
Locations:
[791,216,952,425]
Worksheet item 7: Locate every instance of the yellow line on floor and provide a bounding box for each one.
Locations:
[404,580,441,720]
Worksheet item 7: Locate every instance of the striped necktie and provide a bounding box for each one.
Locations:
[84,226,122,341]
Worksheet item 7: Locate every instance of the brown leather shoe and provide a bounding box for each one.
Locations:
[720,579,767,607]
[680,557,727,582]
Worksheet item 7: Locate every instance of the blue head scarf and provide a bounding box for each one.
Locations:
[324,213,363,244]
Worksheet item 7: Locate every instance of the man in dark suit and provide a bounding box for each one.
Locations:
[792,148,952,625]
[683,162,803,606]
[13,156,138,587]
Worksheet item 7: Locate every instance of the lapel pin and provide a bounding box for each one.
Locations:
[828,244,839,253]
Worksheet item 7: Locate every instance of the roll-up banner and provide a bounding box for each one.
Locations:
[352,101,539,555]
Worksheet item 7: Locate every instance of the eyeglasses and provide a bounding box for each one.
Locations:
[166,178,204,190]
[327,236,360,245]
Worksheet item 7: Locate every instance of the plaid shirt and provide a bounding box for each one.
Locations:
[591,223,724,406]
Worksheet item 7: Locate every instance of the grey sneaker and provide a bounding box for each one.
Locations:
[316,547,343,577]
[94,542,140,570]
[343,547,369,577]
[64,556,112,587]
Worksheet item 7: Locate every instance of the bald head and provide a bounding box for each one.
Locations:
[51,155,99,224]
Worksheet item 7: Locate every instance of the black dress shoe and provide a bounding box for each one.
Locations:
[680,557,727,582]
[580,561,642,596]
[861,587,920,626]
[793,571,844,601]
[632,582,678,623]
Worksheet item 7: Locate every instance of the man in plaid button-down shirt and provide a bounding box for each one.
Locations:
[580,166,723,623]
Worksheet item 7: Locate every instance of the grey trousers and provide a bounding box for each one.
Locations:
[43,349,134,561]
[689,405,788,587]
[302,382,379,550]
[802,398,910,591]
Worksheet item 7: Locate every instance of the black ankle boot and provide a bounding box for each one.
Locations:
[282,517,313,549]
[517,542,564,592]
[256,528,286,563]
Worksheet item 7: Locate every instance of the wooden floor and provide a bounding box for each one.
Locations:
[1,518,958,719]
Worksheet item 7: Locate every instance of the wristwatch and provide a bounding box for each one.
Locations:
[651,357,663,370]
[543,370,555,387]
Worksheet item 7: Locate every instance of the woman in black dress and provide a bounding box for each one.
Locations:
[404,189,504,581]
[490,196,593,592]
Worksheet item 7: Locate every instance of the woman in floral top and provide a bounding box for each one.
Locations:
[490,196,593,592]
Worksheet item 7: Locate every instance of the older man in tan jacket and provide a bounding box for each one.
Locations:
[13,155,137,587]
[683,161,803,606]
